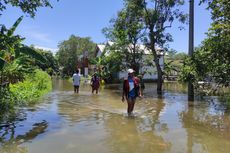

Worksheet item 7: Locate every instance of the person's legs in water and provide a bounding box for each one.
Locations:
[127,97,135,116]
[96,89,98,94]
[74,85,77,93]
[76,86,79,93]
[127,101,132,115]
[92,88,94,94]
[130,98,136,114]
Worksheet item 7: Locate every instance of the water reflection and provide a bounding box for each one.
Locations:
[105,115,170,153]
[0,120,48,153]
[0,80,230,153]
[180,100,230,153]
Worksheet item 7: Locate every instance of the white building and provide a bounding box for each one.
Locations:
[94,41,165,80]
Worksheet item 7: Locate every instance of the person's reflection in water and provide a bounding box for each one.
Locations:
[104,115,170,153]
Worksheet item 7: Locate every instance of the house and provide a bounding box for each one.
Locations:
[94,41,165,80]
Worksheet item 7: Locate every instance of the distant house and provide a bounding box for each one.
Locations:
[94,41,165,80]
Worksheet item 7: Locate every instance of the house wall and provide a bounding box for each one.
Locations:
[118,55,164,80]
[94,43,165,81]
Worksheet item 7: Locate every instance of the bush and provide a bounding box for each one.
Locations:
[0,86,15,111]
[9,69,52,105]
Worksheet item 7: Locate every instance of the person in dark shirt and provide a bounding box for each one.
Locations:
[139,72,145,97]
[91,73,100,94]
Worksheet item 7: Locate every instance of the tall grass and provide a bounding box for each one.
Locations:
[9,69,52,105]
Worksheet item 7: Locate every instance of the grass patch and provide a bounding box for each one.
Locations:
[9,69,52,105]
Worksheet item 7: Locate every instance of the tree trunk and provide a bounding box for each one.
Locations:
[150,40,163,95]
[156,60,163,95]
[149,27,163,95]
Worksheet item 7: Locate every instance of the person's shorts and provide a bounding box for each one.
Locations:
[74,85,79,88]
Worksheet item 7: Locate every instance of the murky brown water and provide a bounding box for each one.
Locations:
[0,79,230,153]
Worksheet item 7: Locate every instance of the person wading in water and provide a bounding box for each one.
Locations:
[122,69,139,116]
[91,73,100,94]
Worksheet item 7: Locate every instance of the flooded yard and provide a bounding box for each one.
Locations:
[1,79,230,153]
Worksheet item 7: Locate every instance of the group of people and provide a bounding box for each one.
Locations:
[72,70,100,94]
[72,68,145,116]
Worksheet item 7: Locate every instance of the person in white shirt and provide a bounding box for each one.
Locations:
[72,69,81,93]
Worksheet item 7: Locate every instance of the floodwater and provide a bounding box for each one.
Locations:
[0,79,230,153]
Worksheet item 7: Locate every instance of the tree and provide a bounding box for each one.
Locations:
[103,2,145,73]
[0,16,24,71]
[1,0,59,72]
[164,49,187,81]
[126,0,187,94]
[0,0,57,17]
[32,47,59,76]
[181,0,230,93]
[90,49,123,83]
[201,0,230,86]
[0,0,58,109]
[56,35,96,76]
[0,17,47,83]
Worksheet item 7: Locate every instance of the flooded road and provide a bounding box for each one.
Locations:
[1,79,230,153]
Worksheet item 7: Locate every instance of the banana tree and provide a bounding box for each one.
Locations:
[0,16,23,71]
[0,16,46,84]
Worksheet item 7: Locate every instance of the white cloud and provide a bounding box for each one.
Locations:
[27,31,53,44]
[21,25,56,46]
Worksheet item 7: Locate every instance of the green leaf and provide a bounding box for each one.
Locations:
[18,46,47,63]
[7,16,23,37]
[0,57,6,70]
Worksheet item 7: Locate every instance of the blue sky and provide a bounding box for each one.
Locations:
[1,0,211,53]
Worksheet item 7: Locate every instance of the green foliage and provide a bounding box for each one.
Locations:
[199,0,230,86]
[164,50,187,78]
[56,35,96,76]
[0,16,24,70]
[179,56,197,83]
[90,51,123,83]
[9,69,52,104]
[173,52,188,60]
[0,57,5,69]
[0,0,56,112]
[0,84,15,111]
[180,0,230,94]
[139,0,187,48]
[31,47,59,75]
[108,0,187,93]
[0,0,56,17]
[0,69,51,112]
[227,96,230,109]
[103,2,144,72]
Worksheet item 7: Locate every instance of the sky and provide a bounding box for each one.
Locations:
[1,0,212,53]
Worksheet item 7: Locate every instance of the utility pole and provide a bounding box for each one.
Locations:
[83,51,89,77]
[188,0,194,101]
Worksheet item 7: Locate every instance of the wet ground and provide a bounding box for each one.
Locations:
[0,79,230,153]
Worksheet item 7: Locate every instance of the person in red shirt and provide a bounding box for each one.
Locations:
[122,69,139,116]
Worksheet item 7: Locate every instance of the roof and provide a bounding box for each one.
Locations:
[94,41,165,57]
[136,44,164,55]
[97,44,106,52]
